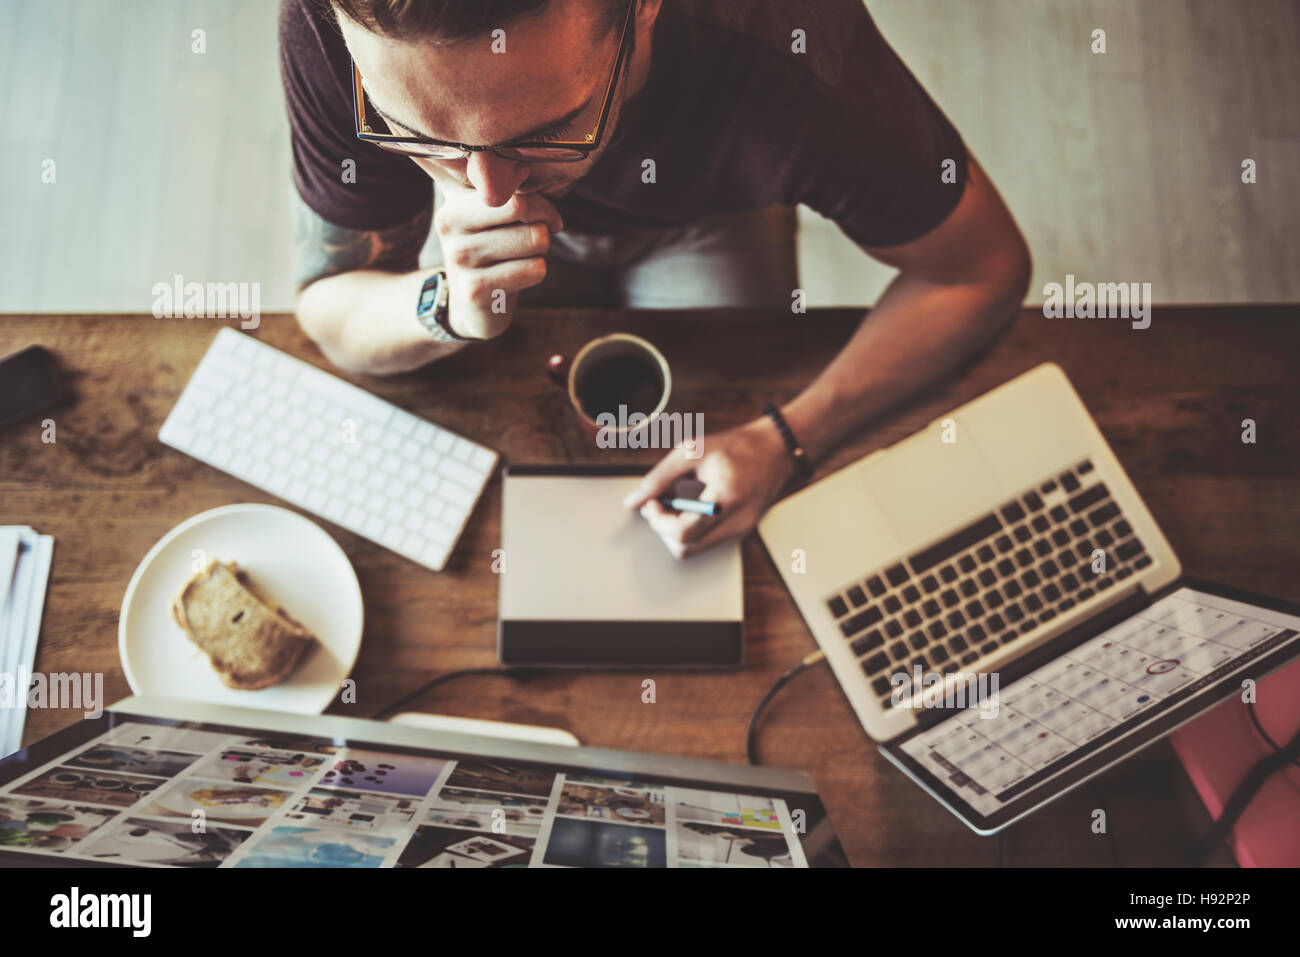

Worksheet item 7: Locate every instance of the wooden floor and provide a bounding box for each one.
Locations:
[0,0,1297,308]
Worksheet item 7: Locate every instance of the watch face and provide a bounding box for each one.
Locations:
[418,283,438,314]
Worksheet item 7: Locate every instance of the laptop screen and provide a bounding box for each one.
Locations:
[0,708,847,868]
[886,582,1300,831]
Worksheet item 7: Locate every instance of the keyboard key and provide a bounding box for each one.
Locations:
[1040,559,1060,579]
[1058,598,1076,612]
[995,535,1013,553]
[986,614,1006,633]
[1049,505,1069,523]
[1014,525,1032,543]
[921,575,939,593]
[1031,515,1050,534]
[1022,569,1041,588]
[1089,502,1120,527]
[1116,538,1145,561]
[1059,549,1079,568]
[1043,582,1061,602]
[1069,518,1089,537]
[1114,519,1133,539]
[885,564,909,587]
[1033,539,1052,557]
[847,585,867,607]
[872,676,893,697]
[931,645,950,664]
[1018,619,1036,634]
[959,579,978,598]
[1005,603,1024,622]
[961,652,979,665]
[1116,567,1133,580]
[976,545,995,563]
[1061,572,1080,592]
[978,569,996,588]
[983,640,1001,654]
[1023,593,1042,612]
[999,632,1019,645]
[965,600,985,619]
[996,559,1015,577]
[1060,472,1081,493]
[904,609,922,628]
[862,652,890,675]
[1077,459,1094,474]
[922,599,941,618]
[852,630,885,655]
[1001,501,1026,523]
[885,620,904,638]
[902,584,921,604]
[985,591,1004,609]
[909,631,928,650]
[949,634,969,652]
[884,595,902,614]
[1095,529,1114,548]
[1078,586,1095,600]
[958,555,976,574]
[947,610,966,629]
[1051,528,1070,547]
[967,624,985,644]
[929,621,948,640]
[840,607,883,637]
[940,564,958,583]
[1134,555,1153,570]
[910,656,928,671]
[940,589,959,608]
[1069,483,1110,513]
[1077,541,1094,560]
[1015,549,1034,567]
[1023,490,1044,512]
[866,575,887,597]
[1040,480,1058,494]
[890,641,910,661]
[1097,576,1114,591]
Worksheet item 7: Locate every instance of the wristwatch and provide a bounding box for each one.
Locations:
[416,269,474,343]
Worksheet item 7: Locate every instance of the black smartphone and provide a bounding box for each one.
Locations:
[0,345,62,430]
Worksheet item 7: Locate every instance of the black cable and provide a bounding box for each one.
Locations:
[746,651,826,765]
[1189,714,1300,866]
[370,667,540,722]
[1247,700,1300,768]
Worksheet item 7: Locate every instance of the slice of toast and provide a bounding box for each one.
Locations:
[172,560,317,691]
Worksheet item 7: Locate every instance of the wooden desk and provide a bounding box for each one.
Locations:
[2,306,1297,866]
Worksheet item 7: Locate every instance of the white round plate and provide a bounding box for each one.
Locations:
[119,504,363,714]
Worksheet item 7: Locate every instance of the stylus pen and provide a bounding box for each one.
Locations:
[658,496,722,517]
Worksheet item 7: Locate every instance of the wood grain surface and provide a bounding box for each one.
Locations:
[2,305,1296,866]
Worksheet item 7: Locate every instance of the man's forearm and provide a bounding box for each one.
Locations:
[296,267,466,376]
[781,267,1029,462]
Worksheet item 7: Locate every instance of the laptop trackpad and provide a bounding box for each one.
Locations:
[863,434,1001,550]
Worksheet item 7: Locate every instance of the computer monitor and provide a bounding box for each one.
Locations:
[0,696,848,868]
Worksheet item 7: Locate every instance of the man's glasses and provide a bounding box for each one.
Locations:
[352,0,635,164]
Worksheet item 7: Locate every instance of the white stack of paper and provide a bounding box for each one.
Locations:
[0,526,55,758]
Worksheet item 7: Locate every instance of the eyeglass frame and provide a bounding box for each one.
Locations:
[351,0,636,163]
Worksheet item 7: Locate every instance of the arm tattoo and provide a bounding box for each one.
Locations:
[291,189,433,292]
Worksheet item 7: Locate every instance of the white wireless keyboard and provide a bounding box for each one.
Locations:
[159,327,498,571]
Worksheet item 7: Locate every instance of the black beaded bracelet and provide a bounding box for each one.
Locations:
[761,402,813,480]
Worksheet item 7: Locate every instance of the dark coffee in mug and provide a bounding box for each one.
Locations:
[574,352,666,420]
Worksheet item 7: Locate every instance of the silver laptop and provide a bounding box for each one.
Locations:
[759,363,1300,833]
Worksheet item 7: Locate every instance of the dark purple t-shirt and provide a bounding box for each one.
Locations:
[279,0,969,248]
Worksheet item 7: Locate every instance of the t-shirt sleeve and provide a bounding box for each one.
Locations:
[278,0,432,230]
[783,6,969,249]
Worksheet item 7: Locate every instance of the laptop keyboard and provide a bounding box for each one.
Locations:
[823,458,1152,710]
